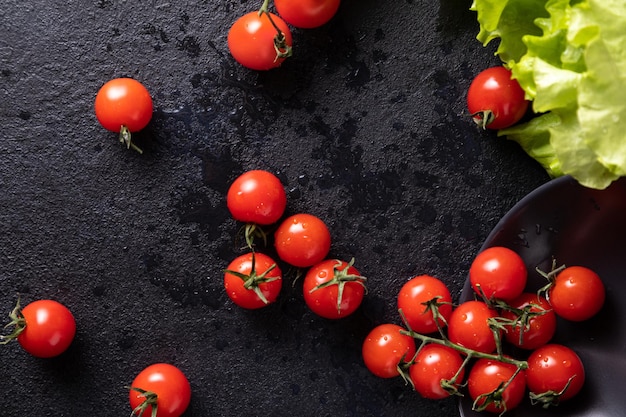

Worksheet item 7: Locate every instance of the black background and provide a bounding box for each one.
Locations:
[0,0,549,416]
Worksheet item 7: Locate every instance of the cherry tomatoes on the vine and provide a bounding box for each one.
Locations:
[224,252,283,309]
[1,299,76,358]
[526,344,585,404]
[468,357,526,414]
[409,343,465,400]
[362,323,416,379]
[467,66,529,130]
[274,0,341,29]
[303,259,366,319]
[226,170,287,226]
[548,265,605,321]
[129,363,191,417]
[228,11,293,71]
[501,292,556,350]
[469,246,527,302]
[447,300,499,354]
[274,213,331,268]
[397,275,452,334]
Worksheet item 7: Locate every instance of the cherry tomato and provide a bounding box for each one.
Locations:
[409,343,465,400]
[303,259,366,319]
[274,213,331,268]
[526,344,585,404]
[469,246,527,302]
[94,78,153,152]
[548,265,605,321]
[274,0,341,28]
[501,292,556,350]
[226,170,287,226]
[1,299,76,358]
[362,323,416,379]
[224,252,283,309]
[129,363,191,417]
[447,300,499,354]
[397,275,452,334]
[467,66,529,129]
[468,357,526,414]
[228,11,292,71]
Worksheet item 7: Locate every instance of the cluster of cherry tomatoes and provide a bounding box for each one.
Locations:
[224,169,367,319]
[227,0,341,70]
[362,245,605,414]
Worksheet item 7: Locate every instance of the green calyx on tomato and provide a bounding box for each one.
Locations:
[308,258,367,314]
[0,297,27,344]
[259,0,292,61]
[224,251,280,305]
[128,386,159,417]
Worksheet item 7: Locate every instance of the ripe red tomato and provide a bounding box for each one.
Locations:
[526,344,585,404]
[469,246,527,302]
[129,363,191,417]
[94,78,153,152]
[409,343,465,400]
[224,252,283,309]
[303,259,366,319]
[468,357,526,414]
[397,275,452,334]
[274,213,331,268]
[228,11,292,71]
[447,300,499,354]
[362,323,416,379]
[501,292,556,350]
[2,299,76,358]
[274,0,341,28]
[226,170,287,226]
[548,265,605,321]
[467,66,529,129]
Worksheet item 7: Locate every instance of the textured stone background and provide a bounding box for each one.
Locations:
[0,0,549,416]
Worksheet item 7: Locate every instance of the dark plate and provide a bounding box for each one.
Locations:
[458,176,626,417]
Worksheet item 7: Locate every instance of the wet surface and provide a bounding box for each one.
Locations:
[0,0,549,416]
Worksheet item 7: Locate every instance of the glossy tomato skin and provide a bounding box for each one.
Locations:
[18,300,76,358]
[467,66,529,129]
[397,275,452,334]
[502,292,556,350]
[362,323,416,379]
[129,363,191,417]
[228,12,292,71]
[447,300,499,354]
[226,170,287,225]
[94,78,153,133]
[526,344,585,402]
[224,252,282,309]
[469,246,527,302]
[549,265,605,321]
[274,213,331,268]
[303,259,365,319]
[274,0,340,28]
[468,357,526,414]
[409,343,465,400]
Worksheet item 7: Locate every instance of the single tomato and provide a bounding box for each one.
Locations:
[274,213,331,268]
[501,292,556,350]
[469,246,527,302]
[548,265,605,321]
[409,343,465,400]
[362,323,416,379]
[129,363,191,417]
[226,170,287,225]
[224,252,282,309]
[447,300,499,354]
[526,344,585,405]
[397,275,452,334]
[274,0,341,28]
[468,357,526,414]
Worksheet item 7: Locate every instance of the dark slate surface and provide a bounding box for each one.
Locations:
[0,1,549,416]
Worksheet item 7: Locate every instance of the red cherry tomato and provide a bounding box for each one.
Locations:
[468,357,526,414]
[501,292,556,350]
[409,343,465,400]
[548,265,605,321]
[303,259,366,319]
[129,363,191,417]
[469,246,527,302]
[467,66,529,129]
[447,300,499,354]
[526,344,585,404]
[224,252,283,309]
[274,213,331,268]
[228,11,292,71]
[2,299,76,358]
[397,275,452,334]
[362,323,416,379]
[274,0,341,28]
[226,170,287,225]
